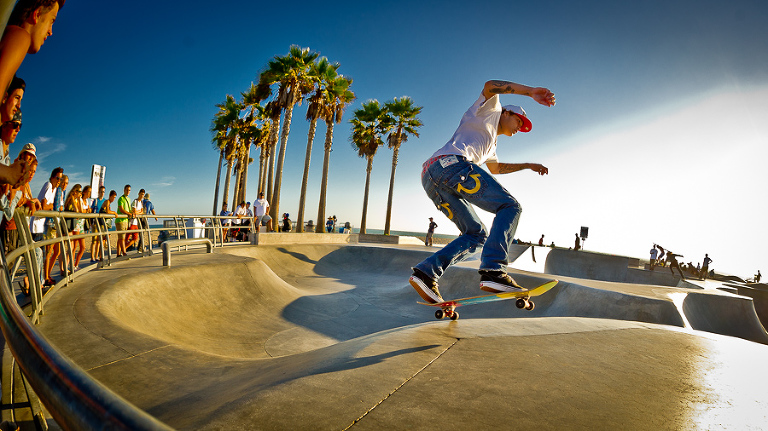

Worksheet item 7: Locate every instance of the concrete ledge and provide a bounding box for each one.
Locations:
[358,234,424,245]
[252,232,358,245]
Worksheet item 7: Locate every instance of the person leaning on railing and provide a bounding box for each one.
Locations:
[64,183,85,268]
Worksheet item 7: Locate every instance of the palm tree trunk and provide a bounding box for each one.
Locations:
[270,85,298,231]
[222,160,233,212]
[360,155,374,235]
[258,146,266,195]
[297,118,318,233]
[241,140,251,203]
[316,120,334,233]
[231,162,241,211]
[384,143,400,235]
[266,116,280,231]
[212,148,224,216]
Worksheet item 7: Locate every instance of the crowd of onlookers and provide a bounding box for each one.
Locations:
[0,0,64,295]
[0,0,159,294]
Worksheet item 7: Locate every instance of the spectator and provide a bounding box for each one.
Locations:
[0,77,29,187]
[649,245,658,270]
[253,191,271,232]
[425,217,437,246]
[89,185,106,262]
[233,201,247,240]
[219,202,231,242]
[282,213,292,232]
[64,183,84,268]
[115,184,132,257]
[30,166,62,286]
[100,189,117,217]
[142,192,156,220]
[574,233,581,251]
[538,234,544,246]
[701,253,712,281]
[124,188,143,252]
[52,173,68,276]
[1,109,24,244]
[2,143,37,294]
[326,216,333,233]
[0,0,63,93]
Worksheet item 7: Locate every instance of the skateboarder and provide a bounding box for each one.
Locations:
[700,253,712,280]
[409,79,555,303]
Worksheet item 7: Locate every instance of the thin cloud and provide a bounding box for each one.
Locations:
[152,176,175,187]
[34,140,66,162]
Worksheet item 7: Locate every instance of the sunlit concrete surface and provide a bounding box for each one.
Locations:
[35,244,768,429]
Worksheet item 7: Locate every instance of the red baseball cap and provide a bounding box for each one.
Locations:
[502,104,532,133]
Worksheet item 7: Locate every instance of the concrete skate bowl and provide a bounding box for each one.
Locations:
[544,248,693,287]
[93,244,768,360]
[94,245,436,359]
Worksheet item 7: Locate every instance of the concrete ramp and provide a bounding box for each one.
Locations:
[545,248,629,282]
[34,243,768,429]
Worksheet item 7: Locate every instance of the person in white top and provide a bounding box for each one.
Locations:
[124,188,144,251]
[253,192,272,232]
[409,79,555,303]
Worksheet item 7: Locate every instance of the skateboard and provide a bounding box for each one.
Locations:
[418,279,558,321]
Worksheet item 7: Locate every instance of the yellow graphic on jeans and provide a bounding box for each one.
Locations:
[456,174,482,194]
[441,203,453,219]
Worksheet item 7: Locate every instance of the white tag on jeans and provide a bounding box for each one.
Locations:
[439,155,459,168]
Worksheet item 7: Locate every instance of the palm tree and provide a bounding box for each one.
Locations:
[258,45,319,231]
[350,100,389,234]
[239,84,265,203]
[382,97,423,235]
[315,74,355,233]
[296,57,339,232]
[211,95,241,215]
[211,128,226,216]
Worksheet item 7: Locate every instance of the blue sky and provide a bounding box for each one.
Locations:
[12,0,768,278]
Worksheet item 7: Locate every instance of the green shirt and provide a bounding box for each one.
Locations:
[116,195,131,223]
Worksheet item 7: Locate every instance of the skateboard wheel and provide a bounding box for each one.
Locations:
[450,311,459,321]
[515,298,526,309]
[525,301,535,311]
[435,309,445,320]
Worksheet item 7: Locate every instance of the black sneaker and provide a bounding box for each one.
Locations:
[409,268,443,303]
[479,270,526,293]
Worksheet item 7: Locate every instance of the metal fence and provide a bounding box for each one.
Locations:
[0,209,247,430]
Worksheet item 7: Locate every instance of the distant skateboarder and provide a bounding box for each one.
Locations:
[409,79,555,303]
[425,217,437,246]
[667,251,685,280]
[701,253,712,280]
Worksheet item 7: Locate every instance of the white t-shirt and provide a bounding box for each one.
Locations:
[130,199,143,226]
[253,198,269,217]
[233,205,247,225]
[31,182,55,234]
[429,93,502,166]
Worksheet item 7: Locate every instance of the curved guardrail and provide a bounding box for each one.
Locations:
[0,209,240,429]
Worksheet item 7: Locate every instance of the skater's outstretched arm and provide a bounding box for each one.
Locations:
[486,162,548,176]
[482,80,556,106]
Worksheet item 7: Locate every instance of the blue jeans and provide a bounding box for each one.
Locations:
[414,156,521,281]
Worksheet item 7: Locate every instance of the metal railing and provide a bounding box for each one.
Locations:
[0,209,252,430]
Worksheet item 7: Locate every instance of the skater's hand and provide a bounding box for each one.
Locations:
[528,163,549,175]
[530,87,556,107]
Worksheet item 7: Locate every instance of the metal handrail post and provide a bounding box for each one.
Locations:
[0,249,174,430]
[13,210,43,321]
[54,215,72,283]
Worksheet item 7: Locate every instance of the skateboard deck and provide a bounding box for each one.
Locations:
[419,279,558,320]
